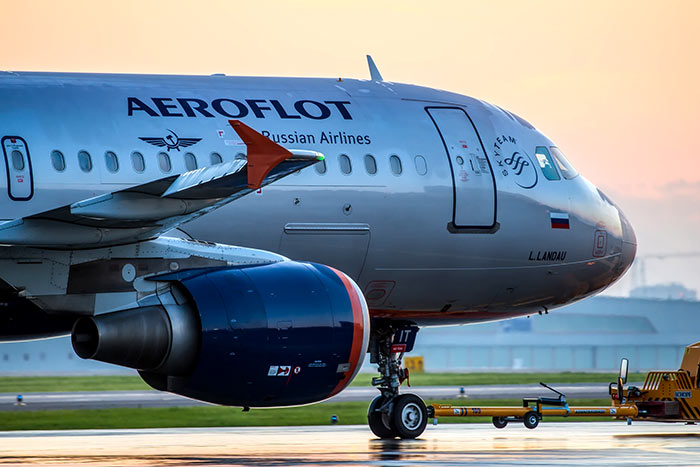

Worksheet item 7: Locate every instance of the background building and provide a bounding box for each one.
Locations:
[411,296,699,372]
[629,283,697,301]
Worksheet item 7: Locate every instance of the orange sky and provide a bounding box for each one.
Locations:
[2,0,700,293]
[1,0,698,197]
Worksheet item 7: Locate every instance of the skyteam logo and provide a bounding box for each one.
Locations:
[504,152,530,176]
[492,135,538,189]
[139,130,201,152]
[504,151,538,189]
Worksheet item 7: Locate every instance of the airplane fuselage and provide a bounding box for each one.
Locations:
[0,72,636,326]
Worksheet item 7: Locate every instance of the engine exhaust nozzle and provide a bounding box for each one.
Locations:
[72,306,173,371]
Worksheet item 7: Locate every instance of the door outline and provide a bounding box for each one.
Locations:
[1,136,34,201]
[425,106,498,233]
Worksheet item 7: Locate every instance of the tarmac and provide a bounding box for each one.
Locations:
[1,422,699,466]
[0,383,621,411]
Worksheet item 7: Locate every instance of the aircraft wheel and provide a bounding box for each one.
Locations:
[523,411,539,429]
[368,395,397,439]
[391,394,428,439]
[492,416,508,429]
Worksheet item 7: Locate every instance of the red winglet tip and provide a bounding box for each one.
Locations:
[227,120,293,189]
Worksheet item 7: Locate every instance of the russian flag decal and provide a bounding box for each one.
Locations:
[550,212,570,229]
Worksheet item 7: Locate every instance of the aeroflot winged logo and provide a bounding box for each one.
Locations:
[139,130,201,152]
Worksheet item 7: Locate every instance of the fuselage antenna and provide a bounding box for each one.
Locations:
[366,55,383,81]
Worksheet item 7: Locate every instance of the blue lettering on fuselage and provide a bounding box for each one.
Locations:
[127,97,353,120]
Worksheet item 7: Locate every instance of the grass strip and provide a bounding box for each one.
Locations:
[0,373,645,393]
[0,398,615,431]
[0,375,150,393]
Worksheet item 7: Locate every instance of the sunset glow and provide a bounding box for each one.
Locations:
[1,0,698,290]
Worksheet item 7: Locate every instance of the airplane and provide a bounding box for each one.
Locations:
[0,57,636,439]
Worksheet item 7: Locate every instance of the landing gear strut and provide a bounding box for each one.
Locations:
[367,323,427,439]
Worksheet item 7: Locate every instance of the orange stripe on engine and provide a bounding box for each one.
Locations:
[328,267,363,397]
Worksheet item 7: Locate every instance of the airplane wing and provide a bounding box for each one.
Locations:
[0,120,324,249]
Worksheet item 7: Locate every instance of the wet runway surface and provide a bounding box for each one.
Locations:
[0,383,620,411]
[1,422,699,466]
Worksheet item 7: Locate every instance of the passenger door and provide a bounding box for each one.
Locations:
[426,108,496,230]
[2,137,33,201]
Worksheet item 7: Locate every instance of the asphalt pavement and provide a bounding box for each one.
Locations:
[2,422,699,466]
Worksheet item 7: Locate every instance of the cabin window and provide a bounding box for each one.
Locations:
[11,150,25,171]
[78,151,92,173]
[131,152,145,172]
[389,155,402,175]
[315,159,327,174]
[364,154,377,175]
[234,153,246,161]
[550,147,579,180]
[184,152,198,171]
[414,155,427,175]
[210,152,223,165]
[339,154,352,174]
[535,147,560,181]
[158,152,172,173]
[51,150,65,172]
[105,151,119,173]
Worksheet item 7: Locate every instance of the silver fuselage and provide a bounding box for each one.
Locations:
[0,72,636,326]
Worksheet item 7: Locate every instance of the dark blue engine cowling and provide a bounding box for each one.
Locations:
[142,261,369,407]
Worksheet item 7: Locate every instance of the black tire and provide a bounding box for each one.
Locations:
[492,416,508,429]
[368,395,397,439]
[391,394,428,439]
[523,411,539,429]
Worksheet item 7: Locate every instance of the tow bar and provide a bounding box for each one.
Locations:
[427,382,638,429]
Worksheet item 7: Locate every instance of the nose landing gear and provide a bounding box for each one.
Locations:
[367,323,427,439]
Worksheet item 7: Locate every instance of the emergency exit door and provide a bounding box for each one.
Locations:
[2,136,33,201]
[426,108,496,230]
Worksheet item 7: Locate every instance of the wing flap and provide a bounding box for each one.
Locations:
[161,159,248,199]
[71,192,211,221]
[0,218,156,247]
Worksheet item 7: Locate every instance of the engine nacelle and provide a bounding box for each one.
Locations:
[72,261,370,407]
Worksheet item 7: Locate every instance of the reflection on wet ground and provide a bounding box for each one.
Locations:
[1,423,699,466]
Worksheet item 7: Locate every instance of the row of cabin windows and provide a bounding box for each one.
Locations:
[50,150,225,174]
[50,149,578,182]
[316,154,428,177]
[49,150,430,178]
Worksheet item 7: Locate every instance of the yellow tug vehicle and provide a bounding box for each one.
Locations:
[427,341,700,429]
